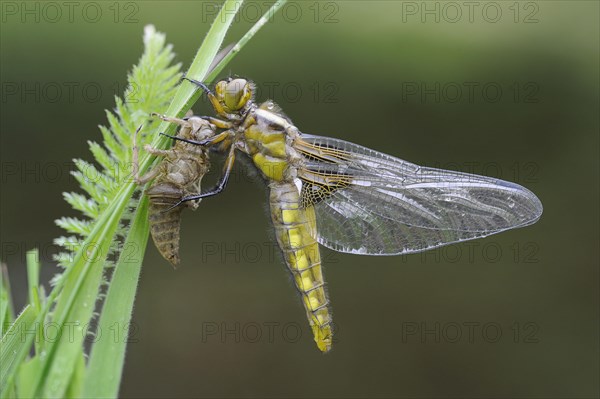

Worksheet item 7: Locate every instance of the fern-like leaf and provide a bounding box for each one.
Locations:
[55,27,181,268]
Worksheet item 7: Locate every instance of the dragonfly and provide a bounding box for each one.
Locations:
[163,77,543,353]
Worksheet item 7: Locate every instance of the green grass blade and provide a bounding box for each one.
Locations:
[26,250,40,310]
[25,249,44,357]
[36,207,123,398]
[0,305,37,393]
[206,0,288,82]
[65,351,86,398]
[81,196,149,398]
[185,0,244,84]
[0,296,7,338]
[16,356,41,399]
[0,263,15,336]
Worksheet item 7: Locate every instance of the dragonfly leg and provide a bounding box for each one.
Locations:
[151,112,188,126]
[183,77,228,116]
[240,113,257,130]
[135,163,162,185]
[182,76,211,94]
[165,144,236,211]
[131,124,161,185]
[143,144,172,157]
[204,116,233,129]
[160,130,231,147]
[134,146,174,185]
[154,112,232,136]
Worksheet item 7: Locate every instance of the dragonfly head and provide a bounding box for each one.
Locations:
[215,78,254,113]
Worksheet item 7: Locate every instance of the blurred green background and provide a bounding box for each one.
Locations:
[1,1,598,397]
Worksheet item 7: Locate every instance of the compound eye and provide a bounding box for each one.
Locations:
[215,80,227,99]
[224,79,247,110]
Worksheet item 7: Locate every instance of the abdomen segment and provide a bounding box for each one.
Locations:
[146,183,186,267]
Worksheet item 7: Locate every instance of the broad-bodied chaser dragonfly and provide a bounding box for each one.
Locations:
[163,77,543,352]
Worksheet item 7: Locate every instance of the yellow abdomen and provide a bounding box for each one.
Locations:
[269,181,332,352]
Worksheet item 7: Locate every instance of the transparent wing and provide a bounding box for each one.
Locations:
[295,134,543,255]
